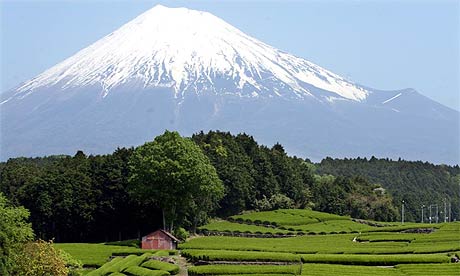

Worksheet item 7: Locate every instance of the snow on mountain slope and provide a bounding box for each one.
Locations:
[7,5,367,103]
[1,5,458,164]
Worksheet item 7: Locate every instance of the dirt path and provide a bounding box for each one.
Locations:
[177,253,189,276]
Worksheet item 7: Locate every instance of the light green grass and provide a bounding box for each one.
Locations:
[54,243,151,266]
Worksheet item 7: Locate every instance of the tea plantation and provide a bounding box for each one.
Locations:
[183,209,460,276]
[56,209,460,275]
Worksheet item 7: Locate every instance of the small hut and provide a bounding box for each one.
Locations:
[141,229,179,250]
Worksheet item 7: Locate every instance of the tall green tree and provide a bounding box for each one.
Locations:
[192,131,256,216]
[128,131,224,232]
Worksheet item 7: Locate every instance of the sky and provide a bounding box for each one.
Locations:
[1,0,459,110]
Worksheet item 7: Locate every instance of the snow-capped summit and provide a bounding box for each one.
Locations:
[1,5,458,164]
[11,5,367,102]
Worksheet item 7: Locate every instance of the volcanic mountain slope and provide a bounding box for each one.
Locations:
[1,5,458,164]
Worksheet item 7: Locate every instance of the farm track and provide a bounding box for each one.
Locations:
[177,255,189,276]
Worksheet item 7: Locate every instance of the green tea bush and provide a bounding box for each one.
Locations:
[182,249,300,262]
[300,253,450,265]
[301,263,403,276]
[396,263,460,276]
[90,253,152,275]
[142,260,180,274]
[87,257,123,275]
[123,266,170,276]
[188,264,301,275]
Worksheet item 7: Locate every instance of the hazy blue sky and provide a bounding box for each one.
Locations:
[1,0,459,110]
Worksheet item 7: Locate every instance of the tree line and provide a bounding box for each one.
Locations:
[2,130,454,243]
[317,157,460,222]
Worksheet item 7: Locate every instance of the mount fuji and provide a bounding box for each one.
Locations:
[1,5,458,164]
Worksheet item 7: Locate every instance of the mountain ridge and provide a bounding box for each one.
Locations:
[3,5,367,103]
[1,5,458,164]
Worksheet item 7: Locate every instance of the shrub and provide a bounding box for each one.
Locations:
[173,227,189,241]
[13,240,69,276]
[60,249,83,275]
[269,194,294,210]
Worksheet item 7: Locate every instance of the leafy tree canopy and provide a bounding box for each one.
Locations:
[128,131,224,232]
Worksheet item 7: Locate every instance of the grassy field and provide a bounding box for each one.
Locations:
[54,243,153,267]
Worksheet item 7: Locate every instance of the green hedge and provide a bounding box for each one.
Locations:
[182,249,300,262]
[123,266,170,276]
[188,264,301,275]
[142,260,180,274]
[87,257,124,276]
[300,253,450,265]
[301,263,403,276]
[395,263,460,276]
[88,253,152,275]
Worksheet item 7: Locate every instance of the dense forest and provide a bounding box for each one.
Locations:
[0,131,457,242]
[317,157,460,222]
